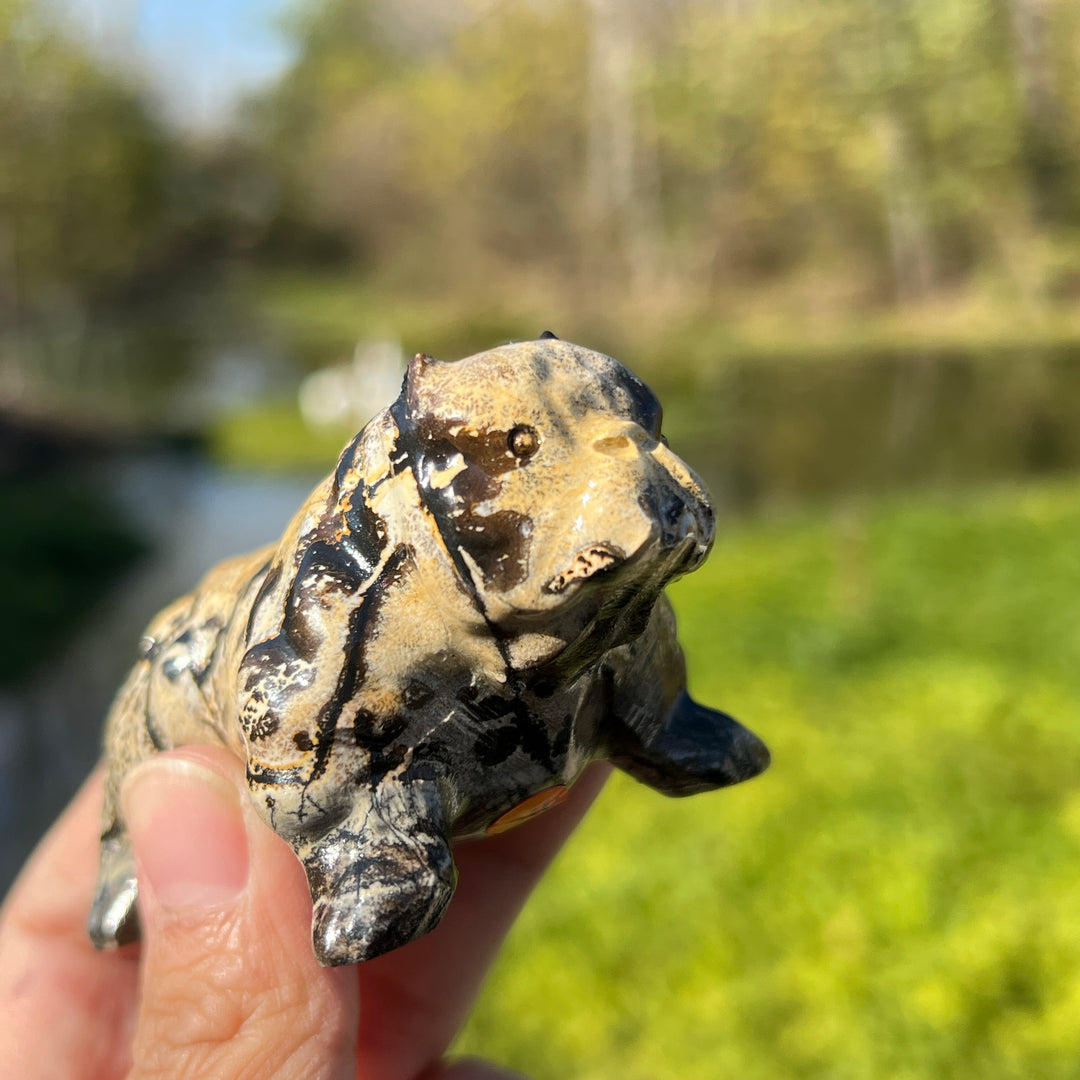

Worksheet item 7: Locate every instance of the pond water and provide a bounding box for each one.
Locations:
[667,346,1080,512]
[0,457,319,891]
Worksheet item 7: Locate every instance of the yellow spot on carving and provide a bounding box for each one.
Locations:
[486,785,569,835]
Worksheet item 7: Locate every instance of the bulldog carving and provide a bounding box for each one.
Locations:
[90,336,769,966]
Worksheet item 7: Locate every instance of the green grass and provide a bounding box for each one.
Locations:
[453,479,1080,1079]
[207,400,353,473]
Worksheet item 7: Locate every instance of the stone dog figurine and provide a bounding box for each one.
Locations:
[89,335,769,966]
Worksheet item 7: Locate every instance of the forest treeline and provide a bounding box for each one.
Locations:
[6,0,1080,370]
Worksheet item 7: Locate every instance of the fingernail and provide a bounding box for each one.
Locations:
[122,756,249,910]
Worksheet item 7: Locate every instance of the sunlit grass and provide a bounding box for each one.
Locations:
[454,480,1080,1079]
[207,400,351,472]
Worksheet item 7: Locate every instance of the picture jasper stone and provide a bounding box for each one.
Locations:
[89,336,769,966]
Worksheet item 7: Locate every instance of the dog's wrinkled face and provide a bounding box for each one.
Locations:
[392,340,715,652]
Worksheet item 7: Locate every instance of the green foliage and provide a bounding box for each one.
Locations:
[253,0,592,290]
[454,480,1080,1078]
[15,0,1080,437]
[249,0,1080,323]
[0,0,171,302]
[207,398,353,472]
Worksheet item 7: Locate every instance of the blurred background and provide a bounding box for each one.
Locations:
[4,0,1080,1075]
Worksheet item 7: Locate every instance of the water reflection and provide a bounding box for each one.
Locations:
[0,456,318,890]
[672,348,1080,511]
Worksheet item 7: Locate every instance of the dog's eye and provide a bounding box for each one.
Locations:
[508,425,540,460]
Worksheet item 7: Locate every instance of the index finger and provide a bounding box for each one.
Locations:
[0,768,138,1080]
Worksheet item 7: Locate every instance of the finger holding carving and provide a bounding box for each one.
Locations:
[121,746,357,1080]
[355,764,610,1080]
[0,769,138,1080]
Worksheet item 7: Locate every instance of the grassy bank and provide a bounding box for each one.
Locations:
[242,270,1080,374]
[453,479,1080,1079]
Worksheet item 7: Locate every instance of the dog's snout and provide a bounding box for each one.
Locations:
[652,442,709,504]
[593,424,648,458]
[587,417,716,560]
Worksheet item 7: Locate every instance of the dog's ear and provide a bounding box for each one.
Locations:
[404,352,433,411]
[404,351,454,425]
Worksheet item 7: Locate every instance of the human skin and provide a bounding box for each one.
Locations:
[0,745,608,1080]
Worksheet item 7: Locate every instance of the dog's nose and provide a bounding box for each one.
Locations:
[651,442,716,557]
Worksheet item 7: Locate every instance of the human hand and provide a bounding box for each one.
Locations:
[0,746,608,1079]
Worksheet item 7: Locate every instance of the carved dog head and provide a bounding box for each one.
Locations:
[391,338,715,670]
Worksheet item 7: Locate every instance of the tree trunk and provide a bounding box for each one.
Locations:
[585,0,663,295]
[1006,0,1074,223]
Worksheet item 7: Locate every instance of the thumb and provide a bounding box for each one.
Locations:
[121,747,357,1080]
